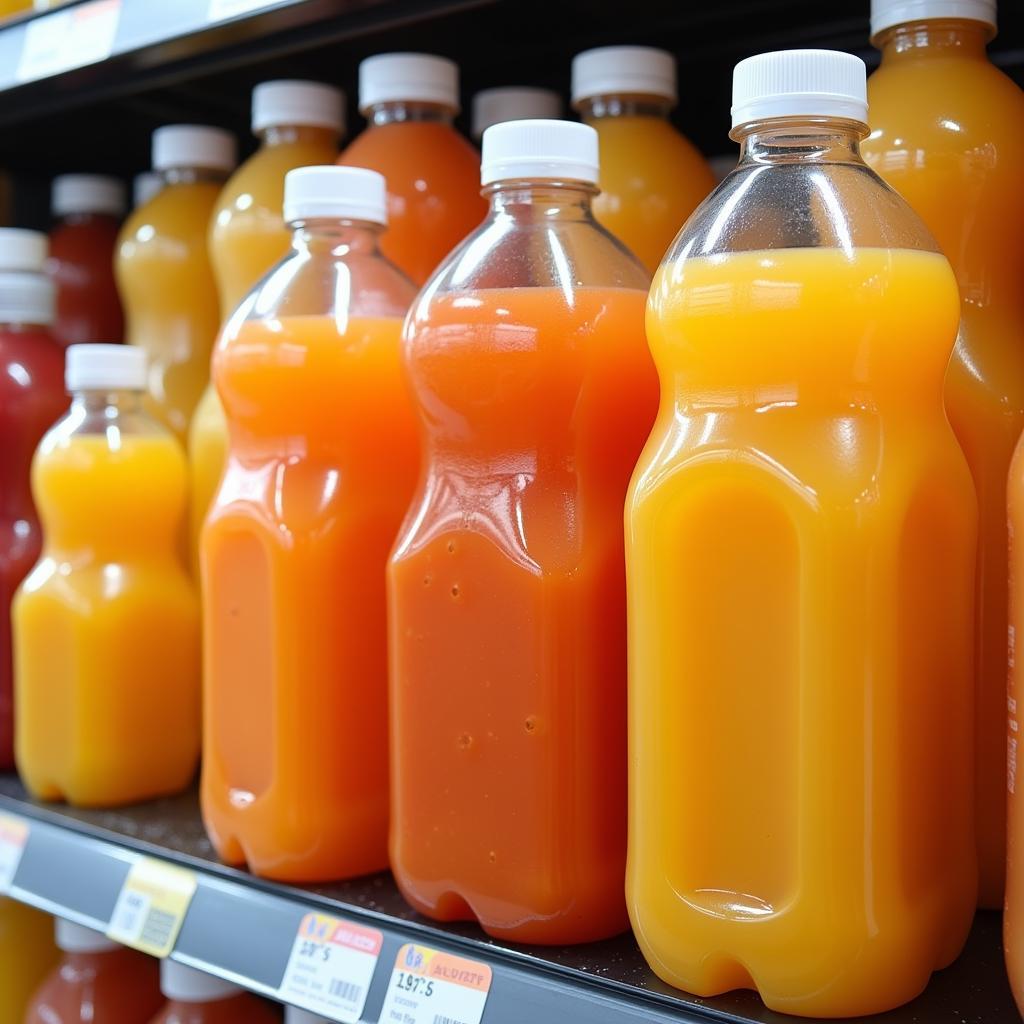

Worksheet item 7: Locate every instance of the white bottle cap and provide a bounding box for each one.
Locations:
[161,960,243,1002]
[871,0,996,38]
[152,125,237,173]
[55,919,118,954]
[283,165,387,225]
[286,1008,330,1024]
[133,171,163,208]
[471,87,563,140]
[252,80,346,135]
[0,227,47,271]
[52,174,126,218]
[571,46,677,106]
[731,49,868,129]
[358,53,459,114]
[481,119,599,186]
[66,343,147,392]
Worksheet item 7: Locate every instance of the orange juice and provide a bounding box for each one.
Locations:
[628,246,976,1015]
[0,898,58,1021]
[864,7,1024,911]
[116,126,235,443]
[338,53,485,284]
[14,346,199,807]
[573,46,714,273]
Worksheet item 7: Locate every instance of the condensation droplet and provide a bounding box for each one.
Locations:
[450,583,460,598]
[457,733,473,750]
[524,715,537,733]
[447,540,456,554]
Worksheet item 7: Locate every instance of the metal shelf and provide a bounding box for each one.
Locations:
[0,775,1016,1023]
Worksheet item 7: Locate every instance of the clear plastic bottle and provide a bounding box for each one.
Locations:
[148,961,279,1023]
[201,166,419,881]
[626,50,976,1016]
[284,1007,328,1024]
[389,119,658,944]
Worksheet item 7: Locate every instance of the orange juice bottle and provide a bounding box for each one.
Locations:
[13,345,199,807]
[25,918,163,1024]
[390,120,657,944]
[626,51,976,1016]
[149,961,279,1023]
[572,46,714,274]
[470,86,562,140]
[116,126,236,443]
[863,0,1024,911]
[0,898,58,1021]
[191,80,345,572]
[202,166,419,881]
[338,53,485,284]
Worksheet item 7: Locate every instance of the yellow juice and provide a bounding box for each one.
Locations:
[0,898,57,1021]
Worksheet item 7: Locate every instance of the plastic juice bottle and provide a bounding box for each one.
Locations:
[190,80,345,574]
[0,898,58,1020]
[116,125,236,442]
[13,344,200,807]
[390,120,657,945]
[572,46,714,274]
[471,86,562,140]
[201,166,419,882]
[626,50,977,1017]
[338,53,485,284]
[25,919,163,1024]
[48,174,125,347]
[0,229,65,771]
[149,960,279,1023]
[863,0,1024,912]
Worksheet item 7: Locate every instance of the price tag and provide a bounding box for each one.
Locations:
[0,812,29,892]
[278,912,382,1022]
[379,943,492,1024]
[107,857,196,957]
[17,0,121,83]
[207,0,282,21]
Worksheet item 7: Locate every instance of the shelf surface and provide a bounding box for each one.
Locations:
[0,774,1016,1023]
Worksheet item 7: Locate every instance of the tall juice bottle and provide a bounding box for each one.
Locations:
[48,174,125,347]
[863,0,1024,911]
[202,166,419,881]
[191,80,345,572]
[25,919,163,1024]
[148,960,279,1023]
[572,46,714,274]
[471,86,562,141]
[13,345,199,807]
[390,120,658,944]
[338,53,485,284]
[626,51,976,1016]
[0,898,58,1020]
[116,125,236,442]
[0,228,65,771]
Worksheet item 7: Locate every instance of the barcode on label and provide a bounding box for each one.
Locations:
[140,907,176,951]
[433,1017,469,1024]
[329,979,362,1002]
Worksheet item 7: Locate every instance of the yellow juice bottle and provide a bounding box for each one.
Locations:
[626,50,976,1016]
[116,126,235,444]
[0,898,57,1021]
[572,46,714,274]
[13,345,199,807]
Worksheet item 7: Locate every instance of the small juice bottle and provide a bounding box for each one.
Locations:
[572,46,714,273]
[390,119,658,944]
[338,53,485,284]
[47,174,125,347]
[863,0,1024,911]
[471,86,562,140]
[191,80,345,573]
[116,125,236,442]
[202,167,419,881]
[149,961,279,1023]
[13,344,200,807]
[626,50,976,1016]
[0,228,65,771]
[25,918,163,1024]
[0,898,58,1021]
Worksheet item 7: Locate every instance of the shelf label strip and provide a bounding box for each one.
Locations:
[0,811,29,893]
[379,943,493,1024]
[278,911,383,1023]
[106,856,197,957]
[207,0,284,22]
[17,0,121,84]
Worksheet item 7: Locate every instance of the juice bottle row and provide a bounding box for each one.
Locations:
[1,0,1023,1017]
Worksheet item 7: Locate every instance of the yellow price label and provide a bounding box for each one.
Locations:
[106,857,197,957]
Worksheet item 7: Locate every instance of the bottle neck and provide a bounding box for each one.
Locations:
[577,94,673,120]
[876,17,991,61]
[732,118,869,167]
[71,388,145,417]
[485,180,599,220]
[162,166,228,186]
[290,217,384,257]
[259,123,340,148]
[366,100,454,127]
